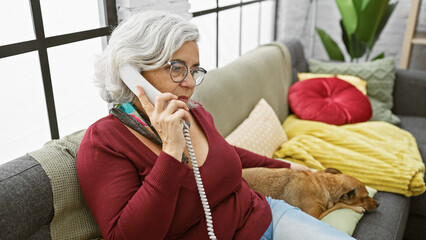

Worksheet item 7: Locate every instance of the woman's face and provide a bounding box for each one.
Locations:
[141,40,200,104]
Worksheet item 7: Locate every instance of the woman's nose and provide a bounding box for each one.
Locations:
[180,73,196,88]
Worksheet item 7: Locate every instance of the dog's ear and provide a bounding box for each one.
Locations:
[324,168,342,174]
[332,187,356,203]
[340,188,356,201]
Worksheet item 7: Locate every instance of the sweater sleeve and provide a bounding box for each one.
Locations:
[76,126,191,240]
[233,146,291,169]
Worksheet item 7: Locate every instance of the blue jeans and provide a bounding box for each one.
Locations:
[261,197,355,240]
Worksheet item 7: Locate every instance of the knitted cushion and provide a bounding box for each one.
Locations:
[288,77,372,125]
[308,58,399,124]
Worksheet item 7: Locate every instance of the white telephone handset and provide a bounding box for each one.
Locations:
[119,63,161,103]
[119,63,217,239]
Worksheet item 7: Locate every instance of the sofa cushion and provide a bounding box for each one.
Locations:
[225,98,288,157]
[308,58,399,125]
[288,77,372,125]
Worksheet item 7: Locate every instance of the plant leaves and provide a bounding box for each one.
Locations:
[316,27,345,61]
[350,36,368,59]
[370,1,398,48]
[335,0,358,36]
[355,0,389,43]
[353,0,370,13]
[371,52,385,61]
[341,20,352,57]
[340,20,366,61]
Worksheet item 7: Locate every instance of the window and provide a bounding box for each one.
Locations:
[0,0,277,164]
[47,37,107,137]
[191,13,217,71]
[0,52,51,162]
[0,1,35,46]
[0,0,117,164]
[190,0,277,70]
[40,0,107,37]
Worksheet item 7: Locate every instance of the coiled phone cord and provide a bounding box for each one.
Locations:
[182,123,217,240]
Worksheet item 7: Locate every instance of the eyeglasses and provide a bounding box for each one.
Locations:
[167,61,207,86]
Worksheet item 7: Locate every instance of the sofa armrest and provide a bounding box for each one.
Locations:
[353,192,410,240]
[392,69,426,117]
[0,155,54,239]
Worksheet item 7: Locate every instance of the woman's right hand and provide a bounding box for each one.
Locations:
[136,86,191,161]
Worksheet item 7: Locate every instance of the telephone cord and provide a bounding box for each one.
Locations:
[182,124,217,240]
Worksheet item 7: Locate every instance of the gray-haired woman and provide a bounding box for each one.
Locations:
[76,10,354,240]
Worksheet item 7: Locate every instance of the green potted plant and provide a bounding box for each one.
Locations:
[316,0,398,62]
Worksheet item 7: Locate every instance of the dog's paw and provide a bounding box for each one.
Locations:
[352,206,365,214]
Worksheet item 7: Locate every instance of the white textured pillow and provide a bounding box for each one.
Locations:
[225,98,288,157]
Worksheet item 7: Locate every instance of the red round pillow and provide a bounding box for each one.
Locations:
[288,77,372,125]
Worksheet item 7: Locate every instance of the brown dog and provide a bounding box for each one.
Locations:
[242,167,378,219]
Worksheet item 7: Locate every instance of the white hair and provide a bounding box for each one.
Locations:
[94,10,199,104]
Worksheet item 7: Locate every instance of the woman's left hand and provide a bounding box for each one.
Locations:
[289,162,312,171]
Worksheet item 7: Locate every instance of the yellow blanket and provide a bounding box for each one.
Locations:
[273,115,425,197]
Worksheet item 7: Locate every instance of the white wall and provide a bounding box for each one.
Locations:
[277,0,426,70]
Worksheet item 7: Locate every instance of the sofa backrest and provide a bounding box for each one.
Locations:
[280,38,309,84]
[192,43,294,137]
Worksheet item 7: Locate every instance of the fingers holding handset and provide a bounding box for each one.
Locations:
[136,86,189,120]
[162,98,190,123]
[136,86,190,160]
[135,86,155,116]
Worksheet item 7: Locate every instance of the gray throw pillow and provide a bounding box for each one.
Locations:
[309,58,400,124]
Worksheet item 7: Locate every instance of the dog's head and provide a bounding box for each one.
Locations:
[324,168,379,213]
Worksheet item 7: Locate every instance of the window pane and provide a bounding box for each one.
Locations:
[241,3,260,54]
[260,0,275,44]
[48,37,108,137]
[40,0,106,37]
[189,0,216,13]
[0,52,50,164]
[218,0,240,7]
[0,1,35,45]
[191,13,217,71]
[218,8,241,67]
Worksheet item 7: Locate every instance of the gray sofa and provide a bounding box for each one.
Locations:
[0,39,425,240]
[283,39,426,240]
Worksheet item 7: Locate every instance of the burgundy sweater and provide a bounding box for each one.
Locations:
[76,104,290,240]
